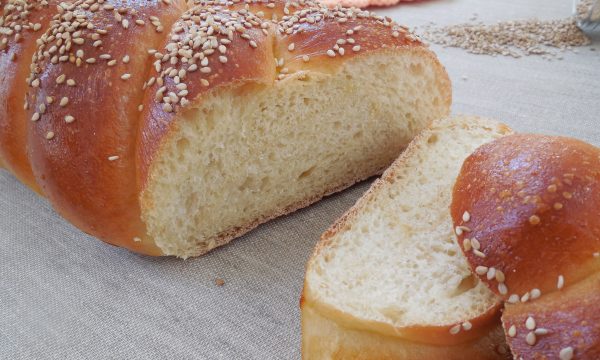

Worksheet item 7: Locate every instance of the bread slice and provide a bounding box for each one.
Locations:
[302,116,513,359]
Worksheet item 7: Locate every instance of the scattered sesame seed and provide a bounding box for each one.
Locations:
[486,267,496,280]
[557,275,564,289]
[108,156,119,161]
[462,321,472,331]
[594,252,600,257]
[288,43,295,51]
[495,270,505,283]
[123,55,130,63]
[559,346,574,360]
[133,237,142,242]
[471,238,481,250]
[249,40,257,48]
[462,211,471,222]
[475,266,488,275]
[45,131,55,140]
[554,202,564,210]
[473,249,486,258]
[563,192,573,199]
[508,294,519,303]
[526,316,536,330]
[547,184,557,192]
[65,115,75,123]
[463,238,472,251]
[326,49,336,58]
[302,55,310,62]
[529,215,541,225]
[521,292,530,303]
[138,105,144,112]
[498,283,508,295]
[508,325,517,337]
[56,74,66,84]
[59,97,69,107]
[449,324,461,335]
[530,288,541,299]
[121,74,131,80]
[31,113,40,122]
[352,45,361,52]
[455,226,463,236]
[67,79,76,86]
[526,331,536,346]
[535,328,550,335]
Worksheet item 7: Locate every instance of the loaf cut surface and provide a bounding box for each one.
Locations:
[302,116,513,359]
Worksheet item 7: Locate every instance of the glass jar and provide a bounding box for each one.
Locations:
[574,0,600,29]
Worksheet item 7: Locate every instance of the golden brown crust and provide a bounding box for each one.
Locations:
[0,0,59,193]
[302,301,511,360]
[451,134,600,299]
[502,271,600,359]
[26,0,186,255]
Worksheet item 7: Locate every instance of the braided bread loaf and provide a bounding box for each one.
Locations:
[451,134,600,359]
[0,0,450,257]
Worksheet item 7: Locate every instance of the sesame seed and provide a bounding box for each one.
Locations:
[455,226,463,236]
[521,292,530,302]
[123,55,130,63]
[463,238,472,251]
[338,47,345,56]
[163,103,173,113]
[526,332,536,345]
[31,113,40,122]
[59,97,69,107]
[108,156,119,161]
[498,283,508,295]
[462,211,471,222]
[302,55,309,62]
[108,60,117,66]
[495,270,505,283]
[508,325,516,337]
[486,267,496,280]
[56,74,66,84]
[352,45,361,52]
[46,97,54,104]
[392,31,400,37]
[249,40,257,48]
[554,202,564,210]
[133,237,142,242]
[31,78,40,88]
[529,215,541,225]
[288,43,295,51]
[535,328,550,335]
[86,58,96,64]
[559,347,574,360]
[462,321,472,330]
[473,249,486,258]
[595,252,600,257]
[219,56,227,63]
[326,49,336,58]
[525,316,536,330]
[67,79,76,86]
[507,294,519,303]
[530,288,541,299]
[45,131,55,140]
[547,184,557,192]
[563,192,573,199]
[475,266,488,275]
[121,74,131,80]
[471,238,481,250]
[65,115,75,123]
[557,275,564,289]
[449,324,461,335]
[200,79,209,87]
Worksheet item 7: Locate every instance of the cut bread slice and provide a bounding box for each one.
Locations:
[302,116,513,359]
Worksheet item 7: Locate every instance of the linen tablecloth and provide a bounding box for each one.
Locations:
[1,0,598,358]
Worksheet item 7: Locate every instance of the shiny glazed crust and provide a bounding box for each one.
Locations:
[0,0,443,255]
[451,134,600,359]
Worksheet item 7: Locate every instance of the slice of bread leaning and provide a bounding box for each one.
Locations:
[302,116,513,359]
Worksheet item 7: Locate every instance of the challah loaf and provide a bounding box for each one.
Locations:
[451,134,600,359]
[0,0,451,257]
[302,116,512,359]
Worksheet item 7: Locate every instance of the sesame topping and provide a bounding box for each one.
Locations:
[557,275,564,289]
[462,321,472,330]
[525,316,536,330]
[508,325,517,337]
[534,328,550,335]
[530,288,541,299]
[45,131,55,140]
[473,249,486,258]
[470,238,481,250]
[462,211,471,222]
[108,156,119,161]
[521,292,530,303]
[463,238,472,251]
[121,74,132,80]
[529,215,541,225]
[498,283,508,295]
[133,237,142,242]
[508,294,519,303]
[526,331,536,345]
[475,266,488,275]
[59,97,69,107]
[559,347,574,360]
[31,113,40,122]
[449,324,461,335]
[65,115,75,123]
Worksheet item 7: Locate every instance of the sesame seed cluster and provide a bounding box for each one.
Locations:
[144,0,417,115]
[0,0,48,59]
